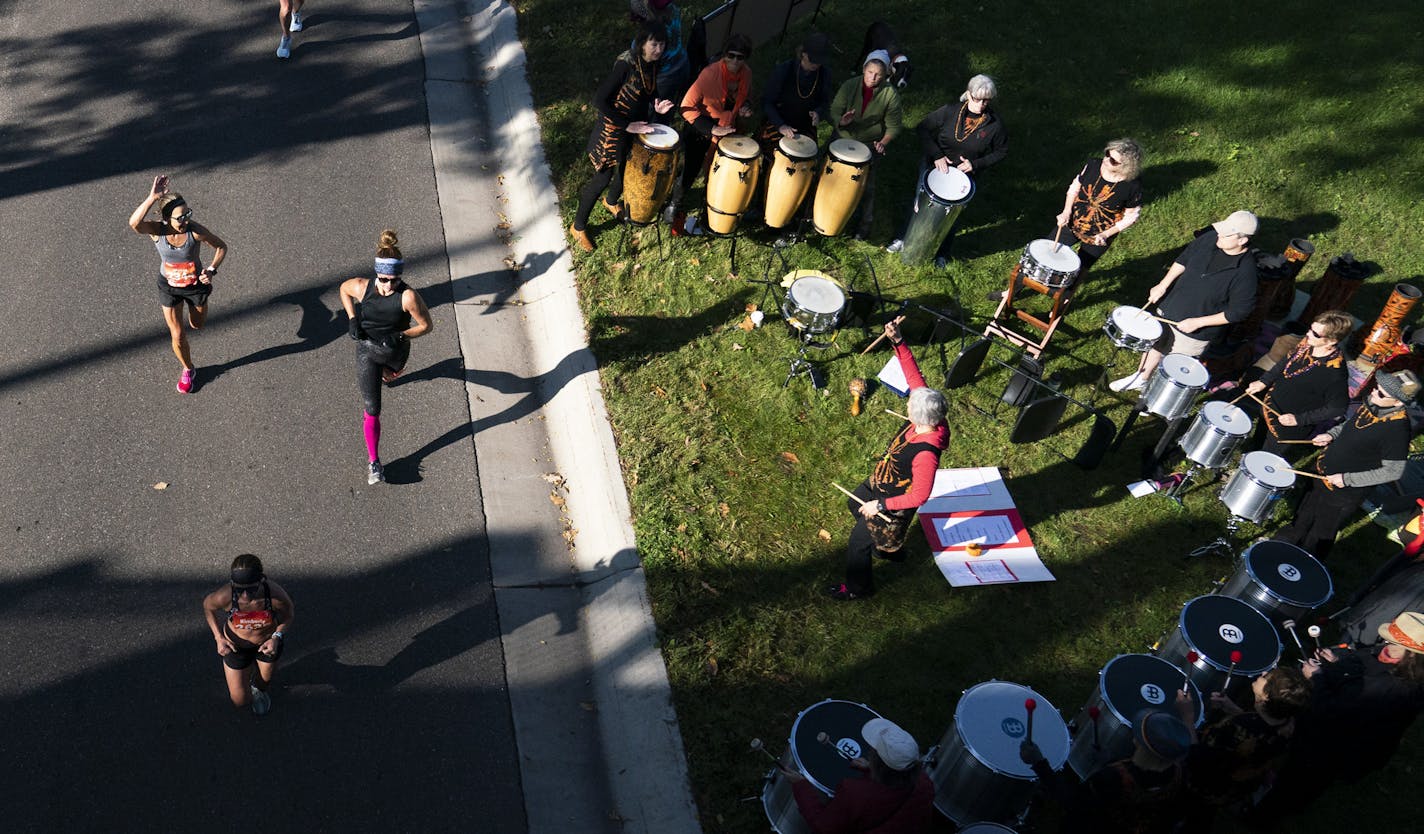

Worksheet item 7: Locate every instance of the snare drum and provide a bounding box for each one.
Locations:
[1220,451,1296,524]
[1220,540,1333,624]
[1017,240,1082,289]
[622,124,682,225]
[761,699,883,834]
[763,134,820,229]
[1103,306,1163,352]
[1155,595,1281,695]
[1141,354,1208,420]
[929,680,1069,825]
[1178,401,1252,469]
[1068,654,1204,780]
[812,139,872,237]
[781,271,847,334]
[705,135,762,235]
[900,167,975,264]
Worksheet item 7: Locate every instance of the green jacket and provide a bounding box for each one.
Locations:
[830,77,903,145]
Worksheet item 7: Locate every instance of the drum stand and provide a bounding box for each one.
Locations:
[703,214,748,276]
[983,264,1074,359]
[613,204,669,262]
[782,327,836,389]
[1089,343,1147,407]
[1187,516,1246,559]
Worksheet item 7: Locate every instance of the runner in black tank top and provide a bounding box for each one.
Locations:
[128,176,229,393]
[338,230,434,484]
[202,554,295,716]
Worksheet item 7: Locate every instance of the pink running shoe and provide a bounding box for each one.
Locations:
[177,368,195,394]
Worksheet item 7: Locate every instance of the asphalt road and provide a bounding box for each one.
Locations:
[0,2,525,830]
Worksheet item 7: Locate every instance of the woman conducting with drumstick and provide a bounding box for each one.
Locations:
[1051,138,1144,277]
[886,74,1005,265]
[569,23,674,253]
[828,318,948,601]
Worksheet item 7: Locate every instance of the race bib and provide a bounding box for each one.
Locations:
[162,261,198,287]
[230,610,274,630]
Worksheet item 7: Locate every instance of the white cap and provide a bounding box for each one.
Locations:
[864,49,892,70]
[861,718,920,771]
[1212,210,1259,238]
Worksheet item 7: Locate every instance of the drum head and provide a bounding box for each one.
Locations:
[789,699,882,795]
[718,135,761,160]
[1200,401,1252,437]
[1026,239,1082,273]
[1242,540,1333,607]
[926,168,972,201]
[954,681,1069,777]
[789,275,847,314]
[1179,596,1280,674]
[828,138,872,164]
[639,123,680,149]
[1100,654,1204,727]
[778,133,819,159]
[1109,306,1162,340]
[1241,451,1296,488]
[1160,354,1209,387]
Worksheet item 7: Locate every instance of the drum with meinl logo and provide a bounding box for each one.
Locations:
[761,699,884,834]
[1155,595,1281,695]
[1141,354,1208,420]
[900,167,975,264]
[1219,540,1333,625]
[1067,654,1204,780]
[928,680,1069,825]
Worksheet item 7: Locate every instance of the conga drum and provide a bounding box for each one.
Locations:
[621,124,682,225]
[812,139,872,237]
[762,134,820,229]
[900,167,975,264]
[704,135,762,235]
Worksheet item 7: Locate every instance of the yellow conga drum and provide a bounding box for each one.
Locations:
[812,139,872,237]
[704,135,762,235]
[622,124,682,225]
[762,134,820,229]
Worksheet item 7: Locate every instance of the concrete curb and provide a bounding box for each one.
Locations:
[417,1,702,831]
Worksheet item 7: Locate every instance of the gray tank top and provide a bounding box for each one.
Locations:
[155,230,203,286]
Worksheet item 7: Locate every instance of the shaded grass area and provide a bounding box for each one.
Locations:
[512,1,1424,830]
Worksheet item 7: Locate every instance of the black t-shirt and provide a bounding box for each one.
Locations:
[1069,160,1143,242]
[1157,230,1258,342]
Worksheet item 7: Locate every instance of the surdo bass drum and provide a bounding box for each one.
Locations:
[1067,654,1204,780]
[1155,595,1281,695]
[761,699,884,834]
[900,167,975,264]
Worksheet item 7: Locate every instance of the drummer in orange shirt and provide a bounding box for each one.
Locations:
[671,34,754,236]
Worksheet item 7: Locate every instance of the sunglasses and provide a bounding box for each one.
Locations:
[725,52,747,60]
[375,274,399,283]
[1104,155,1123,166]
[173,209,193,222]
[1308,328,1328,338]
[232,582,263,597]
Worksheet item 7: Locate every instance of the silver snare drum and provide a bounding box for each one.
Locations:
[1141,354,1208,419]
[781,271,846,334]
[1220,451,1296,524]
[1155,595,1282,695]
[1103,305,1163,352]
[1179,401,1252,468]
[1018,239,1082,288]
[929,680,1069,825]
[1068,654,1204,780]
[762,699,883,834]
[1220,540,1333,624]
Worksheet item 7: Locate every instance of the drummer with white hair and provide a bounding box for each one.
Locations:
[787,717,935,832]
[828,318,948,601]
[1109,211,1260,393]
[886,73,1007,267]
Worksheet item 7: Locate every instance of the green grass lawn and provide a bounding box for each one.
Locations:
[510,1,1424,830]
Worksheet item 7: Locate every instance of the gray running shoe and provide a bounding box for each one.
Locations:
[885,239,904,253]
[251,686,272,716]
[289,11,303,31]
[368,460,385,485]
[277,35,292,59]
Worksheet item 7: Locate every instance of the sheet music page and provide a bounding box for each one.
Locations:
[934,514,1017,546]
[967,560,1017,583]
[878,356,909,397]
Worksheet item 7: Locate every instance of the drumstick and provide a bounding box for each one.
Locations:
[859,315,907,355]
[1229,390,1252,405]
[1281,619,1307,655]
[1181,651,1198,692]
[1290,469,1331,481]
[884,409,909,421]
[1052,225,1065,253]
[1245,391,1283,420]
[831,481,893,522]
[1150,315,1180,325]
[749,738,779,764]
[1024,698,1037,742]
[1274,439,1319,445]
[1225,650,1243,693]
[816,731,854,760]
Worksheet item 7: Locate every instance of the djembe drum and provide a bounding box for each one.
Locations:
[1358,283,1423,364]
[1295,252,1367,326]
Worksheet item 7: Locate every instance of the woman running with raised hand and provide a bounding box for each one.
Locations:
[339,230,433,485]
[129,175,229,394]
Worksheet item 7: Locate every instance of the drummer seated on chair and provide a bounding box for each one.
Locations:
[787,718,935,834]
[1109,210,1259,393]
[1271,369,1418,560]
[1022,708,1192,834]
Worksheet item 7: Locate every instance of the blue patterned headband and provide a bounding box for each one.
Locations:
[375,257,404,276]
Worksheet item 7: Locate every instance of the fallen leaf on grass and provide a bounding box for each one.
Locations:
[738,316,755,331]
[153,482,168,490]
[731,343,745,351]
[652,385,668,397]
[744,302,759,312]
[781,451,800,465]
[818,529,832,542]
[705,656,719,676]
[676,523,687,533]
[718,502,730,516]
[699,581,720,596]
[689,258,700,266]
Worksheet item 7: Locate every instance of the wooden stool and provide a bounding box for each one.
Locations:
[983,263,1074,358]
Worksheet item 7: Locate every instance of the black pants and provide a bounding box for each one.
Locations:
[574,165,624,231]
[356,337,410,416]
[843,482,912,594]
[1272,482,1365,560]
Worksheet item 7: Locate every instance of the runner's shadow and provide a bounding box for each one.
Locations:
[199,287,344,389]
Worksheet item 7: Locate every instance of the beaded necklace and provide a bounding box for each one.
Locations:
[954,102,986,142]
[1281,343,1338,379]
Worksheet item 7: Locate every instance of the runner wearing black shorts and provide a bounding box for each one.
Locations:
[202,554,295,716]
[128,176,229,393]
